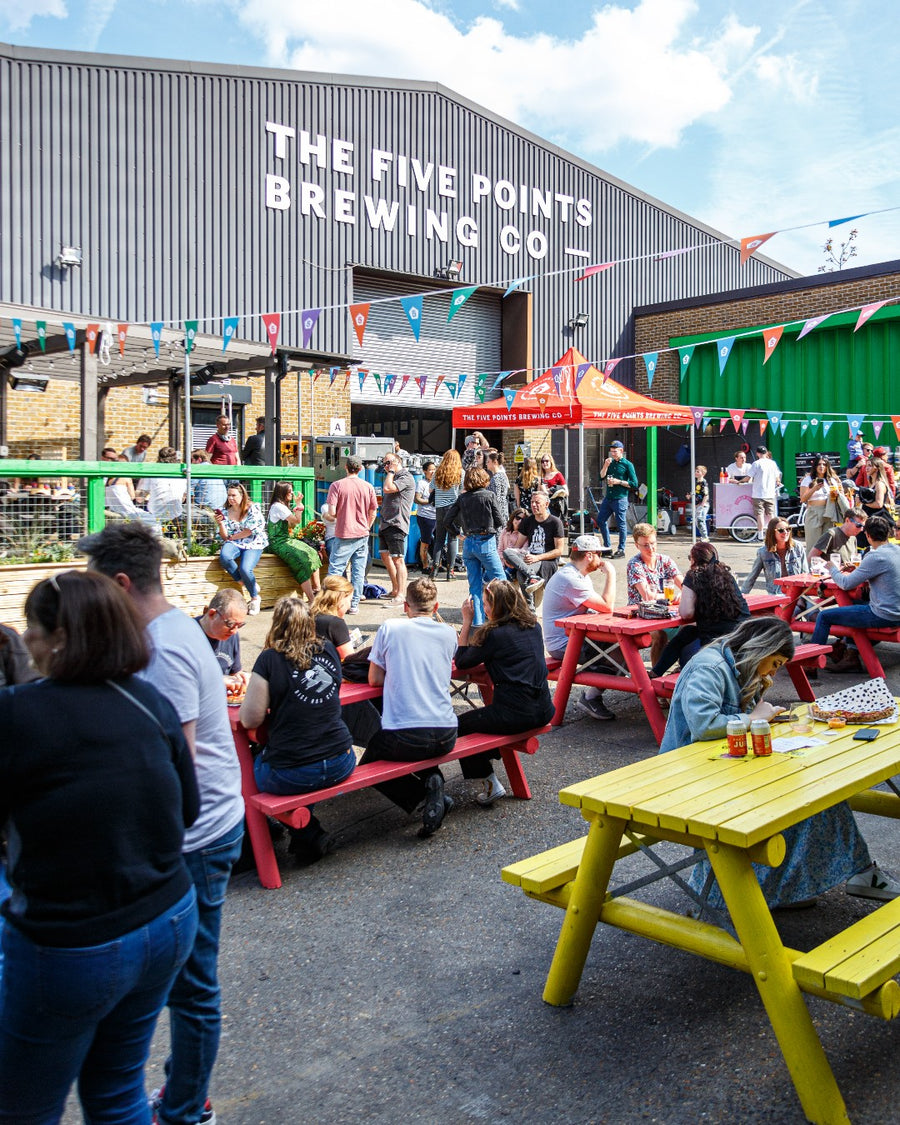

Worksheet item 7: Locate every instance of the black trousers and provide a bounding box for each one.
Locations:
[360,726,457,812]
[457,693,554,778]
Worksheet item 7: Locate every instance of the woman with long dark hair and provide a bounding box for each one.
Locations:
[650,541,749,677]
[455,580,554,804]
[215,482,268,614]
[431,448,463,579]
[660,616,898,908]
[445,467,506,625]
[515,456,540,512]
[0,571,199,1120]
[266,480,323,602]
[799,455,842,546]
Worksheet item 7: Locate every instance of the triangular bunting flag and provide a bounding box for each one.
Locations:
[183,320,197,354]
[86,324,100,355]
[730,409,745,432]
[329,367,338,386]
[603,359,620,383]
[400,375,411,393]
[457,373,468,395]
[445,381,457,399]
[873,420,884,439]
[717,337,735,376]
[301,309,320,348]
[261,313,280,355]
[809,416,820,430]
[349,303,370,347]
[503,278,528,298]
[741,421,749,435]
[575,362,591,390]
[740,232,776,264]
[417,376,427,398]
[117,324,128,356]
[62,322,76,352]
[762,325,784,364]
[759,420,768,437]
[503,388,517,410]
[536,394,548,413]
[822,420,833,438]
[373,374,382,393]
[855,301,887,331]
[576,262,614,282]
[344,372,351,389]
[847,414,864,434]
[719,418,728,433]
[358,370,368,392]
[780,420,790,436]
[447,286,477,322]
[434,376,445,396]
[828,213,868,227]
[476,386,486,403]
[12,318,22,348]
[678,346,695,381]
[642,353,658,389]
[800,423,809,434]
[797,314,829,341]
[401,295,423,341]
[766,411,782,430]
[313,369,323,383]
[222,317,238,352]
[551,366,563,395]
[491,370,512,391]
[149,322,162,357]
[655,247,692,261]
[36,322,47,351]
[690,407,705,428]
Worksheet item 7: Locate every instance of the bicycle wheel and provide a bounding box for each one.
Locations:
[787,513,804,538]
[729,514,758,543]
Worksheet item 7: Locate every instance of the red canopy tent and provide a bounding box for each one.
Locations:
[453,348,694,530]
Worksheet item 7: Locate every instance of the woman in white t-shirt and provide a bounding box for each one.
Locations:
[799,455,841,546]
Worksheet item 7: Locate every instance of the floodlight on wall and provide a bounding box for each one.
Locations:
[434,260,463,281]
[55,245,83,270]
[0,344,29,370]
[8,373,50,392]
[193,362,228,385]
[567,311,590,330]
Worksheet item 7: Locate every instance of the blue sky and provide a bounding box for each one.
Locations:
[2,0,899,276]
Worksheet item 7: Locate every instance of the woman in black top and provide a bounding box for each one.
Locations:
[241,595,355,862]
[0,571,199,1123]
[649,541,750,678]
[445,467,505,626]
[455,580,554,805]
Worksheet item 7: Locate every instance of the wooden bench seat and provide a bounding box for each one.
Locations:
[502,832,656,904]
[236,725,550,888]
[792,897,900,1003]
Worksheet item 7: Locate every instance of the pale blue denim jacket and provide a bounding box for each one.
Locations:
[741,542,807,595]
[659,644,745,754]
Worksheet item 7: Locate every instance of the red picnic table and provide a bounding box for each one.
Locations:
[549,592,790,743]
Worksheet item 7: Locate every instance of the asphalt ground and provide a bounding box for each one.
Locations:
[63,530,900,1124]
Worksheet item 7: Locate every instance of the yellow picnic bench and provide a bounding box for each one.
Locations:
[503,706,900,1125]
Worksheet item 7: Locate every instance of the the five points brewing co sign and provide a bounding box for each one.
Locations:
[263,123,593,262]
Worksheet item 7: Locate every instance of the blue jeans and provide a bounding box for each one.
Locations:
[693,504,709,540]
[254,748,356,796]
[0,887,197,1124]
[810,603,900,647]
[597,493,628,550]
[0,864,9,984]
[218,543,263,599]
[463,535,505,625]
[156,820,243,1125]
[328,535,369,609]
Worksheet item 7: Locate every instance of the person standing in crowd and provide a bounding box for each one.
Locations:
[748,445,781,540]
[326,456,378,615]
[445,466,506,625]
[597,440,638,558]
[486,448,510,523]
[455,580,554,805]
[215,483,268,615]
[266,481,323,603]
[741,516,807,596]
[514,456,541,513]
[377,451,416,607]
[415,460,437,573]
[542,534,617,720]
[660,615,900,908]
[0,571,199,1123]
[725,450,751,483]
[241,416,266,466]
[809,509,867,565]
[360,578,457,837]
[78,522,244,1125]
[241,596,356,864]
[502,489,566,609]
[190,449,228,512]
[799,455,842,547]
[691,465,710,541]
[196,587,249,688]
[122,433,151,462]
[431,448,463,580]
[205,414,239,466]
[462,431,489,471]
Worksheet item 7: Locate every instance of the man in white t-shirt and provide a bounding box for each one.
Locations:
[725,450,751,483]
[79,522,243,1125]
[542,534,617,721]
[360,577,458,837]
[748,445,782,538]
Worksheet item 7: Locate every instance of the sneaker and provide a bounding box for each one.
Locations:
[247,595,261,615]
[347,606,360,615]
[846,864,900,901]
[525,576,544,593]
[578,695,616,721]
[612,548,625,558]
[378,595,404,606]
[150,1087,216,1125]
[420,774,447,836]
[475,774,506,806]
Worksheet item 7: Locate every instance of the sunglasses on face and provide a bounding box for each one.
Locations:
[849,518,865,528]
[775,527,790,534]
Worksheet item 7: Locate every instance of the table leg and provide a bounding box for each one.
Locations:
[707,843,849,1125]
[850,629,886,679]
[233,728,284,890]
[618,635,667,744]
[543,814,626,1006]
[551,626,586,727]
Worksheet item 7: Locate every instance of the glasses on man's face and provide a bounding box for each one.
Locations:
[849,518,865,528]
[221,617,245,631]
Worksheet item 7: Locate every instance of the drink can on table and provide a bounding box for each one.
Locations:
[750,719,773,757]
[726,718,749,757]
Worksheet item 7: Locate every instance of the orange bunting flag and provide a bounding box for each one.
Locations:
[537,395,548,412]
[349,303,370,347]
[117,324,128,356]
[85,324,100,354]
[759,419,768,437]
[892,416,900,442]
[740,232,776,265]
[855,301,888,332]
[730,409,745,432]
[434,376,445,396]
[762,325,784,364]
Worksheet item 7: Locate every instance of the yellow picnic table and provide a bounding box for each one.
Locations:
[503,709,900,1125]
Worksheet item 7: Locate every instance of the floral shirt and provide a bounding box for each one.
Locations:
[222,502,268,550]
[626,552,680,604]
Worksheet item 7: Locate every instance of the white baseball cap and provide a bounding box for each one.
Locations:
[573,534,604,552]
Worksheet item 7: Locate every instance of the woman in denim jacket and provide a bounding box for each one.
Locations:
[741,515,807,595]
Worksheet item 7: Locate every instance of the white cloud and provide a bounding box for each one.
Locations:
[495,0,519,10]
[0,0,66,31]
[233,0,771,151]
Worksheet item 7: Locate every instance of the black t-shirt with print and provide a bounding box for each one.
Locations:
[518,513,564,556]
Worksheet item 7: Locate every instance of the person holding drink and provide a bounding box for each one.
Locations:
[799,455,842,546]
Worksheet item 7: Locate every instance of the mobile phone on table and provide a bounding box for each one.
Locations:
[852,728,880,741]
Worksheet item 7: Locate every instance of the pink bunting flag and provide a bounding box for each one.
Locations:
[349,304,370,347]
[261,313,280,355]
[690,407,705,428]
[719,418,728,433]
[730,409,745,432]
[741,421,749,435]
[576,262,614,282]
[400,375,411,394]
[740,232,776,265]
[855,301,887,331]
[603,358,621,383]
[797,314,829,341]
[762,325,784,365]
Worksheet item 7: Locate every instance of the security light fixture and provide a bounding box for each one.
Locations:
[8,373,49,392]
[568,312,590,330]
[55,245,83,270]
[434,260,463,281]
[0,344,29,370]
[193,362,228,385]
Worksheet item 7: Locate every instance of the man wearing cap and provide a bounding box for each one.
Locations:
[542,534,618,720]
[597,441,637,558]
[462,432,488,471]
[748,445,782,539]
